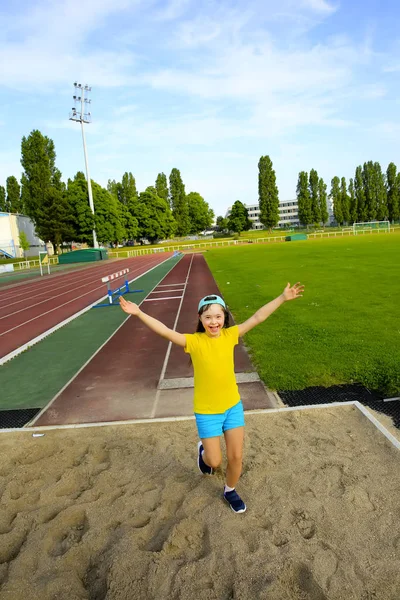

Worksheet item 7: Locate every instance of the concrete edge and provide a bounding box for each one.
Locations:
[158,371,261,390]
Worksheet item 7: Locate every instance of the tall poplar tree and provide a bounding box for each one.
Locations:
[296,171,312,227]
[309,169,321,224]
[0,186,6,211]
[386,163,400,222]
[340,177,350,224]
[318,178,329,226]
[349,178,357,224]
[169,168,189,236]
[20,130,72,251]
[155,173,169,205]
[258,155,279,230]
[354,166,367,222]
[374,162,388,220]
[330,176,342,225]
[362,161,376,221]
[6,176,22,213]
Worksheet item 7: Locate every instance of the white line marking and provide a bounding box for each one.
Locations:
[0,255,175,365]
[0,255,163,337]
[27,255,184,424]
[0,259,156,320]
[157,283,185,287]
[142,296,183,302]
[149,289,185,294]
[151,254,194,419]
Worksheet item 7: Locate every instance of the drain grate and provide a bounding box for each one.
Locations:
[278,384,400,429]
[0,408,41,429]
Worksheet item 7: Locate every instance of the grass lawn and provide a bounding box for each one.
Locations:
[205,233,400,396]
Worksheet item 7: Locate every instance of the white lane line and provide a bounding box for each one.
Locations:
[28,255,184,425]
[157,283,185,287]
[143,296,183,302]
[150,254,194,419]
[0,254,160,306]
[149,289,185,294]
[0,259,131,302]
[0,255,175,365]
[0,256,161,320]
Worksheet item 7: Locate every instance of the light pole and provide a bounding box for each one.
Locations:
[69,83,99,248]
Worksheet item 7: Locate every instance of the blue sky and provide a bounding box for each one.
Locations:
[1,0,399,217]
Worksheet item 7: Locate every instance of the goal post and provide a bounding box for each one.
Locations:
[353,221,390,235]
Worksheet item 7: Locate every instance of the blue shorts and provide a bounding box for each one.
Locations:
[194,400,245,439]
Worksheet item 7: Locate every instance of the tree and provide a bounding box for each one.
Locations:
[374,162,387,221]
[169,168,189,236]
[227,201,252,235]
[296,171,312,227]
[155,173,169,204]
[19,231,30,257]
[21,130,58,219]
[387,163,400,223]
[0,186,6,211]
[318,178,329,226]
[92,182,125,245]
[349,178,357,224]
[362,161,376,221]
[6,176,22,213]
[187,192,214,234]
[20,129,71,251]
[354,165,367,222]
[66,172,95,244]
[309,169,321,225]
[340,177,350,224]
[330,176,342,225]
[137,187,176,243]
[35,187,75,252]
[216,216,228,231]
[258,155,279,230]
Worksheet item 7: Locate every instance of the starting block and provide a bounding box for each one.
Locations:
[94,268,143,308]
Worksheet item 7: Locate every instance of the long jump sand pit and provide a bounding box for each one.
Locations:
[0,404,399,599]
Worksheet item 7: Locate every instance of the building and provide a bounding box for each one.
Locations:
[225,200,300,229]
[0,213,46,258]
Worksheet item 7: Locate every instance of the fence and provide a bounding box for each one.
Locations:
[3,226,397,269]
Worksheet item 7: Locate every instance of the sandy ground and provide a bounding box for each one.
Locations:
[0,405,399,600]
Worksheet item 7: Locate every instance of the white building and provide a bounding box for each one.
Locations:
[225,200,300,229]
[0,213,46,258]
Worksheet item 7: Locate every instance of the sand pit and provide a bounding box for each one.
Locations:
[0,405,399,600]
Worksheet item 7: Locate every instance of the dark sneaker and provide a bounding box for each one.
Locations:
[223,489,247,513]
[197,441,213,475]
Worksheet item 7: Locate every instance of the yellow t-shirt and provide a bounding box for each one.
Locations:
[184,325,240,414]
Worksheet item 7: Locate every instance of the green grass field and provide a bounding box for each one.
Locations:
[205,234,400,396]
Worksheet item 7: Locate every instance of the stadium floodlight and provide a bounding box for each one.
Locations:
[69,82,98,248]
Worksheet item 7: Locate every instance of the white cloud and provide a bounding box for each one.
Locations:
[300,0,337,13]
[154,0,191,21]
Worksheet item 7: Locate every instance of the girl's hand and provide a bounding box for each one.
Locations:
[119,296,141,315]
[282,282,304,301]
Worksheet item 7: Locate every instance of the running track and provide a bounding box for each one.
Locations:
[32,254,273,426]
[0,253,173,360]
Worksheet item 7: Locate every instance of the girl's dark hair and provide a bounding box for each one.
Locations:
[196,295,230,332]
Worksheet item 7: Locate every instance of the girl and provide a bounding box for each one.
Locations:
[119,281,304,514]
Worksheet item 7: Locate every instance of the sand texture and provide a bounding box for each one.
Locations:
[0,404,399,600]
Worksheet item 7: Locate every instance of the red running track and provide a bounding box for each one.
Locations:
[0,253,173,360]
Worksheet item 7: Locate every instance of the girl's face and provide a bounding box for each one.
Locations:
[199,303,225,337]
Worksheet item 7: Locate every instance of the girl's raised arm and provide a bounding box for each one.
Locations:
[119,297,186,347]
[238,282,304,337]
